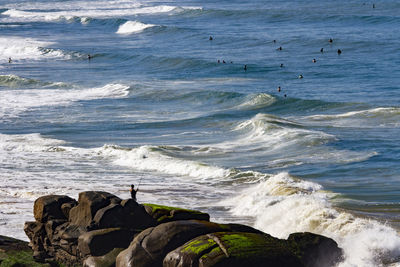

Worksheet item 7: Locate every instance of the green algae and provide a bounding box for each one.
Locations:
[0,250,65,267]
[181,238,216,255]
[200,246,222,261]
[143,203,202,214]
[143,203,208,223]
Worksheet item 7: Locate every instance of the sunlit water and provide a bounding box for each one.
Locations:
[1,1,400,266]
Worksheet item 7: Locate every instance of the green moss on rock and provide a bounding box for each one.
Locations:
[181,238,217,255]
[0,235,64,267]
[143,203,209,224]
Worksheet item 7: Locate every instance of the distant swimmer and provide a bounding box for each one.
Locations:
[298,74,303,79]
[278,86,281,92]
[277,46,283,51]
[312,59,317,63]
[273,40,277,43]
[329,38,333,43]
[223,60,226,64]
[130,184,138,201]
[209,36,213,40]
[8,57,12,63]
[218,59,220,63]
[284,94,287,97]
[280,63,284,68]
[337,49,342,55]
[373,4,375,8]
[244,64,247,71]
[87,54,92,60]
[320,48,324,53]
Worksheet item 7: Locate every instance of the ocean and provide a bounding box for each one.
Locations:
[0,0,399,266]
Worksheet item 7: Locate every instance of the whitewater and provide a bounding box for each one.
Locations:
[1,0,400,266]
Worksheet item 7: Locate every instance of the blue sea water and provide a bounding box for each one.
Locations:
[0,0,400,265]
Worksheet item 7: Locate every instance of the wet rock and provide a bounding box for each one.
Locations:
[287,232,343,267]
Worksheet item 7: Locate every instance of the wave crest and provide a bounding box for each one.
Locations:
[117,21,156,34]
[224,172,400,266]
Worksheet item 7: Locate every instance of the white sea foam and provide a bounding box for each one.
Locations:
[117,21,155,34]
[0,36,65,60]
[96,145,231,180]
[1,4,200,23]
[213,113,376,167]
[224,172,400,267]
[0,83,130,119]
[302,107,400,128]
[237,93,276,110]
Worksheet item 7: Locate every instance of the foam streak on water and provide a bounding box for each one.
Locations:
[0,0,399,265]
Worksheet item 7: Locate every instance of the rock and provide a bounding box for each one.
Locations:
[45,219,67,242]
[116,220,252,267]
[287,232,343,267]
[115,227,156,267]
[78,228,136,257]
[54,223,86,242]
[164,232,304,267]
[34,195,77,223]
[61,202,76,219]
[93,200,154,230]
[0,235,30,252]
[83,247,125,267]
[120,199,156,229]
[52,222,86,257]
[69,191,121,228]
[143,203,210,224]
[24,221,48,261]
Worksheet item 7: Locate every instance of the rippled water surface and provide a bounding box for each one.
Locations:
[1,0,400,266]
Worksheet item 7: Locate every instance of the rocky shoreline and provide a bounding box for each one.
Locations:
[3,191,343,266]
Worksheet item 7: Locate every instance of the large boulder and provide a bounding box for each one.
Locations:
[83,248,125,267]
[78,228,136,257]
[92,199,155,230]
[69,191,121,228]
[143,203,210,225]
[287,232,343,267]
[116,220,261,267]
[164,232,304,267]
[34,195,77,223]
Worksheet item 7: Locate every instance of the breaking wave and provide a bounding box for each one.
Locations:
[116,21,156,34]
[223,172,400,267]
[0,83,130,119]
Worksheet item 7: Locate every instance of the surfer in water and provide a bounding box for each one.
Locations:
[130,184,138,201]
[244,64,247,71]
[8,57,12,63]
[337,49,342,55]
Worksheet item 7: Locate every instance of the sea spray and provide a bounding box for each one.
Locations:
[224,172,400,266]
[116,21,156,34]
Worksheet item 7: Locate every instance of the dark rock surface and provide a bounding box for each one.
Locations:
[163,232,303,267]
[34,195,77,223]
[22,191,343,267]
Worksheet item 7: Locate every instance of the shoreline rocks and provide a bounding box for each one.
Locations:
[18,191,343,267]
